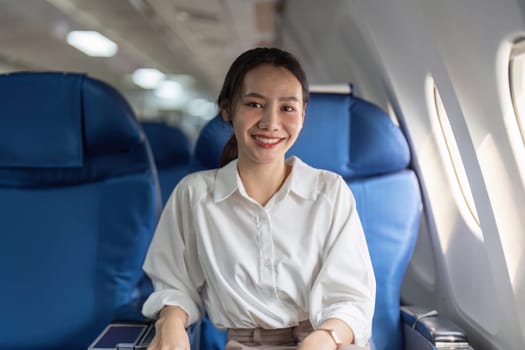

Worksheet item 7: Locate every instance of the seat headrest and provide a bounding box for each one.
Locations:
[141,122,192,168]
[191,116,233,171]
[290,92,410,178]
[0,72,143,168]
[0,72,151,187]
[192,91,410,178]
[0,73,83,167]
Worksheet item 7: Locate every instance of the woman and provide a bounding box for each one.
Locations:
[143,47,375,350]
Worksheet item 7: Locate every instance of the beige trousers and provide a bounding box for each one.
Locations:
[225,320,370,350]
[225,341,370,350]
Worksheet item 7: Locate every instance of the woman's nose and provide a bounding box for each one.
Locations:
[258,106,280,130]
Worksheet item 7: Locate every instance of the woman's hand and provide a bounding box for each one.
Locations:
[147,306,190,350]
[297,330,338,350]
[298,318,355,350]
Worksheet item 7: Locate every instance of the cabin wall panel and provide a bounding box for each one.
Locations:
[281,0,525,349]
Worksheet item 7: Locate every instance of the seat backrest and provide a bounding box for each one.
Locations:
[0,72,161,349]
[140,121,206,349]
[191,90,422,350]
[142,121,193,204]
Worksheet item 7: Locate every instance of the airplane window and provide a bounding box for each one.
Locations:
[431,84,481,231]
[386,102,400,126]
[509,40,525,145]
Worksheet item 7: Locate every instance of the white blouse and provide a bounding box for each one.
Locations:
[142,157,376,346]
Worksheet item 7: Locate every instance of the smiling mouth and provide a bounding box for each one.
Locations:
[253,135,284,148]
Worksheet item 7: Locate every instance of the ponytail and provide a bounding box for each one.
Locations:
[220,134,238,167]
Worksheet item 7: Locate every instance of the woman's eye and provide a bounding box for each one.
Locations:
[282,106,295,112]
[247,102,262,108]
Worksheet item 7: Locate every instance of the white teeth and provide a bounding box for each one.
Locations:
[255,136,280,144]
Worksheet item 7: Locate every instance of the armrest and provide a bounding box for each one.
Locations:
[88,322,154,350]
[401,305,473,350]
[89,319,203,349]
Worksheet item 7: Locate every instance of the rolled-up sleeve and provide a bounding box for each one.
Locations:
[309,177,376,347]
[142,182,205,326]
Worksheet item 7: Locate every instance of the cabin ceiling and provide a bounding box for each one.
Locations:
[0,0,281,108]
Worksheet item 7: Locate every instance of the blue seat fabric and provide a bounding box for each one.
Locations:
[140,121,203,347]
[189,91,421,350]
[0,72,161,349]
[141,121,193,205]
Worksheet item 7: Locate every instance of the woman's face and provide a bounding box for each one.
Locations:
[223,64,305,169]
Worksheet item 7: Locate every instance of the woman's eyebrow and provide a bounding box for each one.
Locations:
[279,96,301,102]
[242,92,266,99]
[242,92,300,102]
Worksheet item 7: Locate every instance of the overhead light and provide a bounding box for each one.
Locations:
[132,68,165,89]
[155,80,183,99]
[155,80,188,109]
[66,31,118,57]
[186,98,218,119]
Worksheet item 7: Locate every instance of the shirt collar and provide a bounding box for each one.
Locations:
[213,156,319,203]
[286,156,319,201]
[213,159,239,202]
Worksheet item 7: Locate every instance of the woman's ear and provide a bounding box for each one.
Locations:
[220,100,231,122]
[222,108,230,122]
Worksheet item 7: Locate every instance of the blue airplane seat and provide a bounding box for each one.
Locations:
[189,116,233,173]
[189,90,422,350]
[289,92,421,350]
[141,121,193,204]
[139,121,204,348]
[0,72,161,349]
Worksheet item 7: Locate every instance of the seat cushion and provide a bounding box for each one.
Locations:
[350,170,422,350]
[0,174,159,349]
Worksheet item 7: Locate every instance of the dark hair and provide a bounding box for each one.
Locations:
[218,47,309,166]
